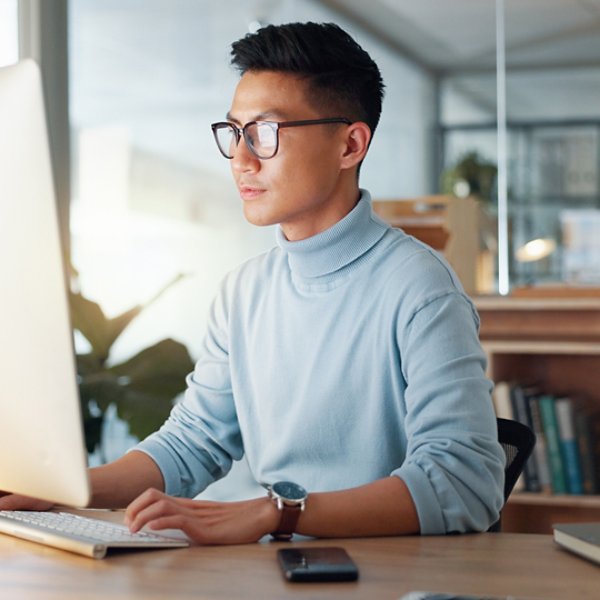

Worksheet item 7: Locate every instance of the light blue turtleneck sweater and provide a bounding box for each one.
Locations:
[136,190,505,534]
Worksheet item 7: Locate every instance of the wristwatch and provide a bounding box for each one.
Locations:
[268,481,308,541]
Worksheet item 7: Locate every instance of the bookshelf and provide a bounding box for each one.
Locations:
[475,294,600,533]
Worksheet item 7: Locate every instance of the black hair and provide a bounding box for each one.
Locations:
[230,22,385,137]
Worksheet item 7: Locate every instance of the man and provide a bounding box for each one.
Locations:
[0,22,504,543]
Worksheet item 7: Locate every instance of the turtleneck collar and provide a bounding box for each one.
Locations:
[276,189,389,282]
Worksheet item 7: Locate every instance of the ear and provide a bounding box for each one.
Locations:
[340,122,372,171]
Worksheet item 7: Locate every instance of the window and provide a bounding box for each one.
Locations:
[0,0,18,67]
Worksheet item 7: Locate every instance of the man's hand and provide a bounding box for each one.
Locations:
[123,488,279,545]
[0,492,54,511]
[123,477,419,544]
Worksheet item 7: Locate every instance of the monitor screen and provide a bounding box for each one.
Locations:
[0,60,90,507]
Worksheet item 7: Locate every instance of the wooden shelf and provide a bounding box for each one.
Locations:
[510,492,600,509]
[505,492,600,533]
[475,295,600,343]
[476,295,600,534]
[482,340,600,355]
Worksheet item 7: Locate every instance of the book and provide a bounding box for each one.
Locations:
[528,395,552,493]
[492,381,514,420]
[555,397,584,494]
[492,381,523,492]
[510,383,541,492]
[553,522,600,565]
[538,395,568,494]
[573,406,600,495]
[588,410,600,494]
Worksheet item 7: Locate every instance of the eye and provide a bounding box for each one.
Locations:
[256,124,277,149]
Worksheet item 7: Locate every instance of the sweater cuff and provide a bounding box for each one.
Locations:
[130,442,184,497]
[392,463,446,535]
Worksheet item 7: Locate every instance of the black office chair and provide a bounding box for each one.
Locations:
[488,417,536,532]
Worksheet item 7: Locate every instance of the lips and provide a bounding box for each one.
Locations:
[239,185,266,200]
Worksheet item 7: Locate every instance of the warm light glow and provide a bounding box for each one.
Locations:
[515,238,557,263]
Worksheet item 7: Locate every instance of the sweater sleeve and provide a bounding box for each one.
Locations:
[134,277,243,498]
[392,290,505,534]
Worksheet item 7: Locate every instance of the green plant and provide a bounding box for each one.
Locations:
[70,274,194,456]
[441,151,497,203]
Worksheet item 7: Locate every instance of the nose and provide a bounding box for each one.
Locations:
[231,134,260,173]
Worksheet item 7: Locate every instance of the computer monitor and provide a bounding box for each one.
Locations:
[0,59,91,506]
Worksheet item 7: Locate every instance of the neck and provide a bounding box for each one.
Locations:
[280,180,361,242]
[276,189,389,282]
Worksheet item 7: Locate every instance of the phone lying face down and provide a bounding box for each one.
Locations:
[277,547,359,582]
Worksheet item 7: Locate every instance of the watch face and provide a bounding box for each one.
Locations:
[272,481,307,501]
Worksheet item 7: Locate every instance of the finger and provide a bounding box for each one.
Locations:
[124,488,166,527]
[127,496,190,533]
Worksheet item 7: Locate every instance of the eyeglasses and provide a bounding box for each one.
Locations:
[210,117,352,160]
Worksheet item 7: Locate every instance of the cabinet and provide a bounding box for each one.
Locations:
[475,294,600,533]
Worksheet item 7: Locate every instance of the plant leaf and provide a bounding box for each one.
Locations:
[104,304,143,352]
[76,352,105,376]
[104,273,188,349]
[108,338,194,395]
[106,338,194,440]
[110,389,176,441]
[71,273,188,363]
[79,374,127,414]
[69,292,111,362]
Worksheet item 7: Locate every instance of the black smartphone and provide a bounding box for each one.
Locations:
[277,546,359,582]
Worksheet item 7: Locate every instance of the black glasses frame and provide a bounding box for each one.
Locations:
[210,117,352,160]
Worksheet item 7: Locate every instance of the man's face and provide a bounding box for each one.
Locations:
[226,70,356,241]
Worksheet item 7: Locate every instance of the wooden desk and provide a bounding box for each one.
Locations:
[0,514,598,600]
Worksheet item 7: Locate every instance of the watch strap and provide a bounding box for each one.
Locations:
[271,503,302,541]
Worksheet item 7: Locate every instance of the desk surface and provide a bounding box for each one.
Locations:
[1,512,598,600]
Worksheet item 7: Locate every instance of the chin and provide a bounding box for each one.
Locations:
[243,207,278,228]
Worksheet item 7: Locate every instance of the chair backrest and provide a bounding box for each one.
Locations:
[488,417,536,532]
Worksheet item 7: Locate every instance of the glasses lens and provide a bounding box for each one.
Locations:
[246,122,277,159]
[214,124,237,158]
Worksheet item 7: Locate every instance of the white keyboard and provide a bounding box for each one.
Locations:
[0,510,189,558]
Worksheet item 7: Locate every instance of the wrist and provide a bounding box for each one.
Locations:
[261,495,281,534]
[267,481,308,541]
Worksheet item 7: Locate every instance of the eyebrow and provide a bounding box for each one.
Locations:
[225,110,289,124]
